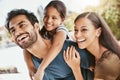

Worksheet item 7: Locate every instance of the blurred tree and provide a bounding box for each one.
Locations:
[0,36,2,41]
[84,0,120,40]
[64,11,79,32]
[37,0,120,40]
[99,0,120,40]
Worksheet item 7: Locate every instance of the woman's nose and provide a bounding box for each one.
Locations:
[75,31,82,38]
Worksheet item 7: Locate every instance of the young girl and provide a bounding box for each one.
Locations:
[64,12,120,80]
[30,0,72,80]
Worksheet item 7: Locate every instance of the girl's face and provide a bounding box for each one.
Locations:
[43,6,64,31]
[74,18,101,49]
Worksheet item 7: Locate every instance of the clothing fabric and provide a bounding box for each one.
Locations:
[56,25,74,41]
[56,25,68,33]
[43,25,73,41]
[32,40,95,80]
[95,50,120,80]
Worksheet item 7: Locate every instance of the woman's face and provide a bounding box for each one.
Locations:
[74,18,101,49]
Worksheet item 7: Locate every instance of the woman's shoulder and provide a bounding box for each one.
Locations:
[97,50,120,69]
[102,50,120,61]
[95,50,120,79]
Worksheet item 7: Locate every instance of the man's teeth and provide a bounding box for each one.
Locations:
[17,34,27,41]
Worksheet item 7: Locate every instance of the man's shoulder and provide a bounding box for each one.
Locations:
[64,39,77,46]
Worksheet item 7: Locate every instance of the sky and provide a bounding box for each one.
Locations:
[0,0,100,27]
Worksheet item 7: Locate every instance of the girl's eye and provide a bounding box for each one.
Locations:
[52,17,57,19]
[44,15,47,18]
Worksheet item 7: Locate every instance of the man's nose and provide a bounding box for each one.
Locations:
[14,28,24,37]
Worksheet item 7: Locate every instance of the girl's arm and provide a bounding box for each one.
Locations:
[63,46,84,80]
[34,29,67,80]
[23,50,37,80]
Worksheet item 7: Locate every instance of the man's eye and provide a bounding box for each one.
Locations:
[20,24,25,28]
[10,29,15,34]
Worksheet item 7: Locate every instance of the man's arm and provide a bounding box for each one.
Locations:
[23,50,37,80]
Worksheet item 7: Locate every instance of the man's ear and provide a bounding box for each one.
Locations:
[34,23,40,30]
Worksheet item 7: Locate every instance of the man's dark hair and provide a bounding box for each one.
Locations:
[5,9,39,31]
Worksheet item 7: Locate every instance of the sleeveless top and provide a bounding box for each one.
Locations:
[43,25,73,41]
[95,50,120,80]
[32,40,95,80]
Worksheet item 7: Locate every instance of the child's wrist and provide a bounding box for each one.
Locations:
[39,66,46,71]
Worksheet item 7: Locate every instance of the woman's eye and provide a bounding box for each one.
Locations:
[81,29,87,32]
[74,29,78,33]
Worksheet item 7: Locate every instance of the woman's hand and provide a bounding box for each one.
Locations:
[63,46,84,80]
[63,46,80,70]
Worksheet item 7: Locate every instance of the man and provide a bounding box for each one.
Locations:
[5,9,94,80]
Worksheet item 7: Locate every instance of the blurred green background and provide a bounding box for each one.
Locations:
[64,0,120,40]
[0,0,120,48]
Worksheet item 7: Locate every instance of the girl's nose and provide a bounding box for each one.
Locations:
[47,17,52,23]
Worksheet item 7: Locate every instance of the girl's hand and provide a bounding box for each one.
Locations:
[63,46,80,70]
[32,69,44,80]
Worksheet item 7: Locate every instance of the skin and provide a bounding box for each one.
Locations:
[43,6,64,31]
[64,18,107,80]
[9,15,38,49]
[33,6,67,80]
[63,46,84,80]
[9,15,52,80]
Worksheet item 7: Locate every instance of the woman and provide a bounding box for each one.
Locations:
[64,12,120,80]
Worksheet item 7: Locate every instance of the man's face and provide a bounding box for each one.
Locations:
[9,15,38,49]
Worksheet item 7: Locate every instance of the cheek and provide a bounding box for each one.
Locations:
[10,34,16,42]
[56,20,62,25]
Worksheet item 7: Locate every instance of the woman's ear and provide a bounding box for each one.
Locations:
[96,27,102,37]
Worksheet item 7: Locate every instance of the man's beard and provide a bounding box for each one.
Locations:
[16,32,38,49]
